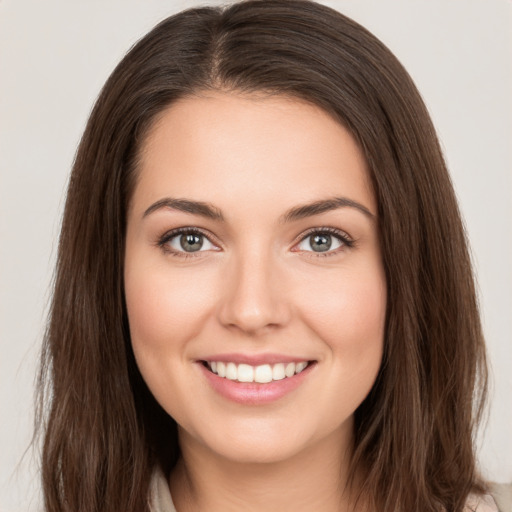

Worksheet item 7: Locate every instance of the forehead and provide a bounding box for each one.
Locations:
[132,91,376,219]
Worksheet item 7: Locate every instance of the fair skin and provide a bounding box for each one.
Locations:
[124,91,386,512]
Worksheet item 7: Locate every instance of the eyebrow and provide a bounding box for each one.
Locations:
[143,196,374,222]
[279,197,374,223]
[143,198,225,221]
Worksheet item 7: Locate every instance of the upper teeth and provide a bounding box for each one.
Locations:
[208,361,309,383]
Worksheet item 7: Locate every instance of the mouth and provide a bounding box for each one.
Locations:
[201,360,313,383]
[198,358,316,405]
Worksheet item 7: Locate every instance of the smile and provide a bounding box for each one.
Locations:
[199,358,316,405]
[205,361,310,383]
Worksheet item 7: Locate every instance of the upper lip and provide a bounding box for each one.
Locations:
[198,353,314,366]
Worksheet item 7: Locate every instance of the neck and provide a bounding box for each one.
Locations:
[169,425,364,512]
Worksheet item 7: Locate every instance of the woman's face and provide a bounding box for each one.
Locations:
[124,92,386,464]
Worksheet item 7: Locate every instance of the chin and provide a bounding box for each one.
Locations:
[181,414,349,466]
[209,434,307,465]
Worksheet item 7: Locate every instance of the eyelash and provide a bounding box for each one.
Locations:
[294,227,355,257]
[157,226,354,259]
[157,227,217,259]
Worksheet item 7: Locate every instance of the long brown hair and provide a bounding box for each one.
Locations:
[38,1,488,511]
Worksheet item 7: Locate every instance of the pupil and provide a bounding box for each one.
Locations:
[180,233,203,252]
[311,234,331,252]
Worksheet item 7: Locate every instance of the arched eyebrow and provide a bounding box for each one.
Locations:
[279,197,375,223]
[143,198,224,220]
[143,196,374,222]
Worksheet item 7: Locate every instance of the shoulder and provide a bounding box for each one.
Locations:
[465,492,499,511]
[146,470,512,512]
[148,467,177,512]
[486,483,512,512]
[465,483,512,512]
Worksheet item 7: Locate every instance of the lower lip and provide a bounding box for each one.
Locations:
[198,362,315,405]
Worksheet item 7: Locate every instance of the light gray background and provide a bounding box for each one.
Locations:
[1,1,511,511]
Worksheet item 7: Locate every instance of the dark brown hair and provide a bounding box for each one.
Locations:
[38,1,488,511]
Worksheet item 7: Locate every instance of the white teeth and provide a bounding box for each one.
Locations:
[226,362,237,380]
[207,361,310,383]
[295,361,308,374]
[285,362,295,378]
[217,361,226,377]
[272,363,286,381]
[254,364,273,383]
[237,364,254,383]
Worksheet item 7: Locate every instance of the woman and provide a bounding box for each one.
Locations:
[38,1,500,511]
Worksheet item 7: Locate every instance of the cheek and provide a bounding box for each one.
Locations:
[123,260,221,418]
[302,262,386,329]
[298,263,387,372]
[124,261,218,353]
[306,269,386,422]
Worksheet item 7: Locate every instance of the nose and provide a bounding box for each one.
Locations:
[217,248,291,336]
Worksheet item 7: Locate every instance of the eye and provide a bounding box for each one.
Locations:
[159,228,218,255]
[295,228,353,254]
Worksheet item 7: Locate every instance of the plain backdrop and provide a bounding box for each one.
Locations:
[1,1,511,511]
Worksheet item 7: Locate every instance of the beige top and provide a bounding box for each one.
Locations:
[150,468,177,512]
[149,467,506,512]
